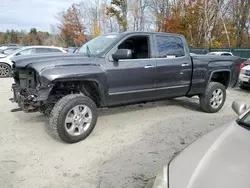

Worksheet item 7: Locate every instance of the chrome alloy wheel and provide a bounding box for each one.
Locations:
[64,105,92,136]
[210,88,223,109]
[0,64,10,77]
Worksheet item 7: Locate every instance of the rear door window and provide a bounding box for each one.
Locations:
[156,36,185,58]
[49,48,62,52]
[35,48,50,53]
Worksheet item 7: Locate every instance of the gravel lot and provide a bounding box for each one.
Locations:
[0,78,250,188]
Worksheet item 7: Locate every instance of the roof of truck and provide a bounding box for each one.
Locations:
[104,31,184,38]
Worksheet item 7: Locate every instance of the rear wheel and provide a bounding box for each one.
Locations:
[49,94,97,143]
[199,82,226,113]
[0,63,11,78]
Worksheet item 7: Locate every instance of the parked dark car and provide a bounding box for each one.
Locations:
[10,32,242,143]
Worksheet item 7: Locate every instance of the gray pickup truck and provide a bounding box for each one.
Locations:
[10,32,241,143]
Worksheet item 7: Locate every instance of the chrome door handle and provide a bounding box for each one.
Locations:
[182,63,190,67]
[144,65,154,69]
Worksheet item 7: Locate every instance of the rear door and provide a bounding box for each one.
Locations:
[154,34,192,97]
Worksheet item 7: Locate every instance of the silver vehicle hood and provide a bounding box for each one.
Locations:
[169,122,250,188]
[0,53,7,58]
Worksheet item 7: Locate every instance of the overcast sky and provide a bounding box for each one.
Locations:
[0,0,81,33]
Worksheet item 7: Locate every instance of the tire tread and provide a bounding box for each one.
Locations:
[200,82,226,113]
[49,94,97,143]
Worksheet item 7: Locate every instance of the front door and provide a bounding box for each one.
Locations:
[154,34,192,98]
[106,34,156,105]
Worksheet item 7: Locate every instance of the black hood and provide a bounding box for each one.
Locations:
[12,53,102,72]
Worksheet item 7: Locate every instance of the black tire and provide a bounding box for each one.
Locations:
[239,84,248,90]
[199,82,226,113]
[0,63,11,78]
[49,94,97,143]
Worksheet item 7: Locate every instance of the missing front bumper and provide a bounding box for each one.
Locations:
[11,84,43,112]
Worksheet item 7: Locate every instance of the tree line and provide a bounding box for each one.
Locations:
[0,28,65,47]
[1,0,250,48]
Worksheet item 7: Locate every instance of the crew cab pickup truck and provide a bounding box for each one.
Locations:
[10,32,242,143]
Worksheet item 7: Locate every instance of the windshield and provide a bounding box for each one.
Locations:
[78,34,118,56]
[239,110,250,127]
[7,48,24,56]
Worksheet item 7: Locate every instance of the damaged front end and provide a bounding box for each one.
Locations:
[11,68,53,113]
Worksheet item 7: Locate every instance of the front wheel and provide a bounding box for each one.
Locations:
[0,63,11,78]
[49,94,98,143]
[199,82,226,113]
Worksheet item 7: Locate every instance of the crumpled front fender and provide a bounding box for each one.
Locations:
[38,64,106,86]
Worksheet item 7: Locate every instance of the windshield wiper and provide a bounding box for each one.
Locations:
[86,45,91,57]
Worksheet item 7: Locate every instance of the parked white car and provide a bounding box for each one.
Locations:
[0,47,20,58]
[0,46,67,78]
[239,65,250,89]
[206,52,233,56]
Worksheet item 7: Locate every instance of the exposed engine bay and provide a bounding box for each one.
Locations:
[11,68,92,113]
[12,68,45,112]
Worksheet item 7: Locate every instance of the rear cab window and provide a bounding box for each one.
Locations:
[155,35,185,58]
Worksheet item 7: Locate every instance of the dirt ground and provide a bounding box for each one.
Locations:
[0,78,250,188]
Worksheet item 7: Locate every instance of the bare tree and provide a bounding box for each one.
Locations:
[129,0,149,31]
[106,0,128,31]
[214,0,231,48]
[228,0,250,47]
[56,3,86,46]
[149,0,172,32]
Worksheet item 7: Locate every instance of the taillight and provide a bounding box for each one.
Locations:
[239,62,243,72]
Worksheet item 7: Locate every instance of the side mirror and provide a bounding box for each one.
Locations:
[232,100,250,115]
[15,52,21,56]
[112,49,132,61]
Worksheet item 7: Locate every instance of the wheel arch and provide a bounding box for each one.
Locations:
[0,62,11,67]
[207,69,231,89]
[79,79,106,107]
[51,78,107,107]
